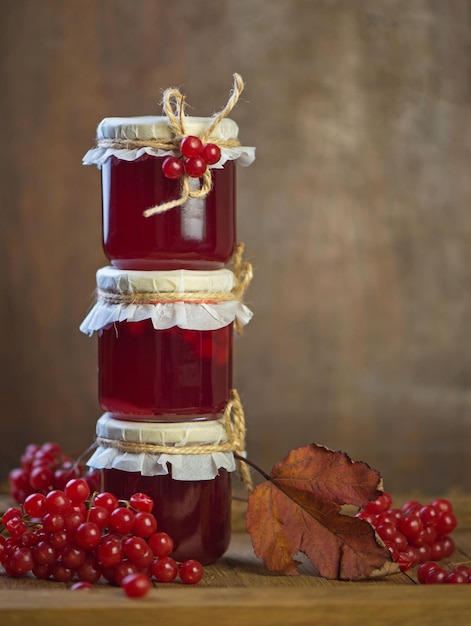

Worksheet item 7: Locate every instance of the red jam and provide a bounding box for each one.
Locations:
[103,467,232,564]
[98,320,233,419]
[102,155,236,270]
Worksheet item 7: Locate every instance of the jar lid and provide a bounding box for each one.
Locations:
[87,413,236,480]
[95,266,236,295]
[96,116,240,142]
[83,115,255,169]
[79,266,253,335]
[95,412,228,445]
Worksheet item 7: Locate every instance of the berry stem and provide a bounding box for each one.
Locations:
[233,452,271,482]
[449,559,471,568]
[72,442,98,472]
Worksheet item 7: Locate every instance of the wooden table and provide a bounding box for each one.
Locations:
[1,495,470,625]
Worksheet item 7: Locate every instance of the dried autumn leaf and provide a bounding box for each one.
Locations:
[246,444,393,580]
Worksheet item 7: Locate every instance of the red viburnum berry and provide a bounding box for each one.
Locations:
[162,156,184,179]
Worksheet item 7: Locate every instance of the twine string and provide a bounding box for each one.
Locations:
[96,287,238,306]
[95,136,240,153]
[95,389,253,492]
[202,73,245,143]
[223,389,253,492]
[232,243,252,301]
[162,89,188,139]
[232,243,252,335]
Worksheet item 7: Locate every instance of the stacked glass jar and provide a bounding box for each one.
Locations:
[80,90,255,564]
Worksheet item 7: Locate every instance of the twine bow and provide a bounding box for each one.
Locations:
[143,73,244,217]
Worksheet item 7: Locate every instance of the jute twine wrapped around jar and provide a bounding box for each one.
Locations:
[94,243,252,335]
[95,389,253,492]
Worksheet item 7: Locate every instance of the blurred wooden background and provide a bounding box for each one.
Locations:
[0,0,470,495]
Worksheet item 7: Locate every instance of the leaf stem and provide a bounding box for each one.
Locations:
[234,452,271,482]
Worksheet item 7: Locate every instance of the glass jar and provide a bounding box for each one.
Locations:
[79,266,253,421]
[87,415,235,564]
[82,116,255,270]
[99,321,233,418]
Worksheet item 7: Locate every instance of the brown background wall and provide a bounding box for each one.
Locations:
[0,0,470,495]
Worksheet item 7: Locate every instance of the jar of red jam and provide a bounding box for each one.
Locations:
[87,414,235,564]
[82,116,255,270]
[79,266,252,420]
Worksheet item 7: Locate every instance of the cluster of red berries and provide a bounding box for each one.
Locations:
[356,492,469,583]
[417,560,471,585]
[8,442,100,504]
[0,477,204,597]
[162,135,221,180]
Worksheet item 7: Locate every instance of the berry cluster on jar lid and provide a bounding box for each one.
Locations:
[162,135,222,179]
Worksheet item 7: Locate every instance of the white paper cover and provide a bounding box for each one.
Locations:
[79,266,253,335]
[87,414,236,481]
[82,116,256,169]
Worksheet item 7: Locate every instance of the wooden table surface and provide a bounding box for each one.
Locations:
[1,495,470,626]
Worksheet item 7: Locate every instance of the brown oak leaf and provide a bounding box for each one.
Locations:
[246,444,393,580]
